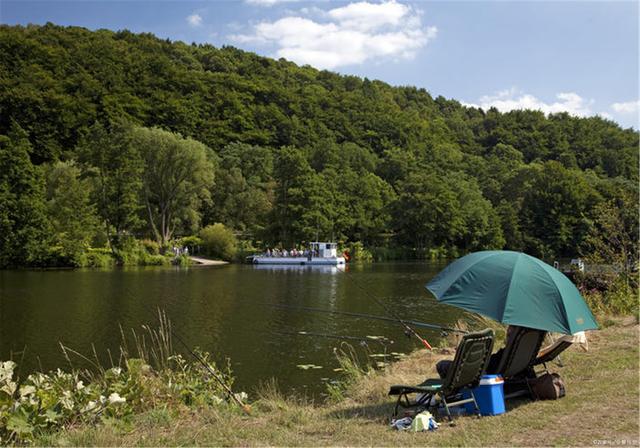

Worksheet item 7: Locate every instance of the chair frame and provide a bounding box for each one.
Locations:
[495,326,547,399]
[389,329,494,422]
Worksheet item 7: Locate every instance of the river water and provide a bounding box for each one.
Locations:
[0,262,465,398]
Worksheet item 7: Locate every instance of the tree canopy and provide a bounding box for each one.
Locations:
[0,23,637,267]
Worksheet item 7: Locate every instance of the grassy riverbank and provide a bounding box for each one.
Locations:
[28,317,638,447]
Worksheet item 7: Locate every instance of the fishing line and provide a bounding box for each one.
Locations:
[333,264,441,350]
[265,303,468,335]
[126,291,251,414]
[271,329,394,346]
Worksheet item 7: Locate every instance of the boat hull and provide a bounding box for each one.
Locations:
[252,256,345,266]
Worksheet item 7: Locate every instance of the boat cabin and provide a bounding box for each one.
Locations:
[310,242,338,258]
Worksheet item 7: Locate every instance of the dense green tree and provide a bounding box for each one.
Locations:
[392,172,463,250]
[517,161,601,258]
[77,121,143,250]
[44,160,100,265]
[131,126,214,245]
[0,123,50,267]
[206,142,274,234]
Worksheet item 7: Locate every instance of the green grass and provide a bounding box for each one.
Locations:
[33,318,639,447]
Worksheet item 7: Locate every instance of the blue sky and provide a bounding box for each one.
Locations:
[2,0,638,129]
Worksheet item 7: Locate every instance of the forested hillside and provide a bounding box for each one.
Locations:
[0,23,637,267]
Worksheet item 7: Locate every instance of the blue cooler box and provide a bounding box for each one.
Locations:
[462,375,505,416]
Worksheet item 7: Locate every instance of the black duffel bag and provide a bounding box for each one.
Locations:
[528,373,566,400]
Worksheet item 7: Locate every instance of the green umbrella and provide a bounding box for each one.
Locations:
[426,251,598,335]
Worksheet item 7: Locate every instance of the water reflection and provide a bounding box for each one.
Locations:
[1,262,461,397]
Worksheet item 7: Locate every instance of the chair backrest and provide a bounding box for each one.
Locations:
[495,326,547,378]
[534,340,573,366]
[442,328,494,395]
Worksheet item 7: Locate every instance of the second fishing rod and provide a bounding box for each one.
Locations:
[332,264,445,350]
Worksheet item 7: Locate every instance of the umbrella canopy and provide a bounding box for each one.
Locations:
[426,251,598,334]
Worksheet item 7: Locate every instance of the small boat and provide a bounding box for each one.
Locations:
[251,242,346,266]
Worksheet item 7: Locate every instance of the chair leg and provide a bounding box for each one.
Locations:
[441,396,454,424]
[393,395,402,417]
[470,390,481,418]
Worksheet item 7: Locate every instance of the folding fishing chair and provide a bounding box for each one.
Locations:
[494,326,547,398]
[388,328,494,422]
[533,331,587,374]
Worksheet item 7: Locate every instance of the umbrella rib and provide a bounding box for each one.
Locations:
[501,253,522,322]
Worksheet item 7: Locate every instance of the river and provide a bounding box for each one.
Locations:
[0,262,465,398]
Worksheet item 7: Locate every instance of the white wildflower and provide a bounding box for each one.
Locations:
[76,380,85,391]
[110,367,122,376]
[99,394,106,404]
[81,400,98,413]
[19,385,36,397]
[234,392,248,402]
[0,361,16,381]
[61,390,74,410]
[108,392,126,405]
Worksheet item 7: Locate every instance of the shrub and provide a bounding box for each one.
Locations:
[199,224,237,261]
[176,235,202,251]
[173,254,192,266]
[140,239,160,255]
[581,275,639,316]
[114,238,170,266]
[83,248,115,268]
[346,242,373,263]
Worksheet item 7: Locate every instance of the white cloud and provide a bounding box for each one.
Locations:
[245,0,300,6]
[611,100,640,114]
[599,112,614,120]
[187,13,202,28]
[463,88,594,117]
[231,0,436,70]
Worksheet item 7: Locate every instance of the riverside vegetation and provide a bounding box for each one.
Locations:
[0,24,638,268]
[1,302,637,445]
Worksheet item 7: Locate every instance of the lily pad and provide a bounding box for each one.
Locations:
[296,364,323,370]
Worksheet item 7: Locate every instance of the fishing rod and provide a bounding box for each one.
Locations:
[333,265,436,350]
[138,304,251,414]
[272,329,394,346]
[266,303,468,335]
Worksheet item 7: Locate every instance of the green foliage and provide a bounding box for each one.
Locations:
[207,142,274,235]
[325,344,372,403]
[0,24,637,264]
[77,121,143,251]
[176,235,202,252]
[0,327,239,444]
[131,126,214,245]
[199,223,238,261]
[345,242,373,263]
[583,187,639,281]
[45,161,99,266]
[173,254,192,267]
[139,239,160,255]
[581,275,639,316]
[82,248,115,268]
[113,238,170,266]
[0,122,51,268]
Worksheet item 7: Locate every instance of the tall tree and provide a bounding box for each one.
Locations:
[0,122,51,267]
[77,121,143,250]
[131,126,214,245]
[45,160,99,265]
